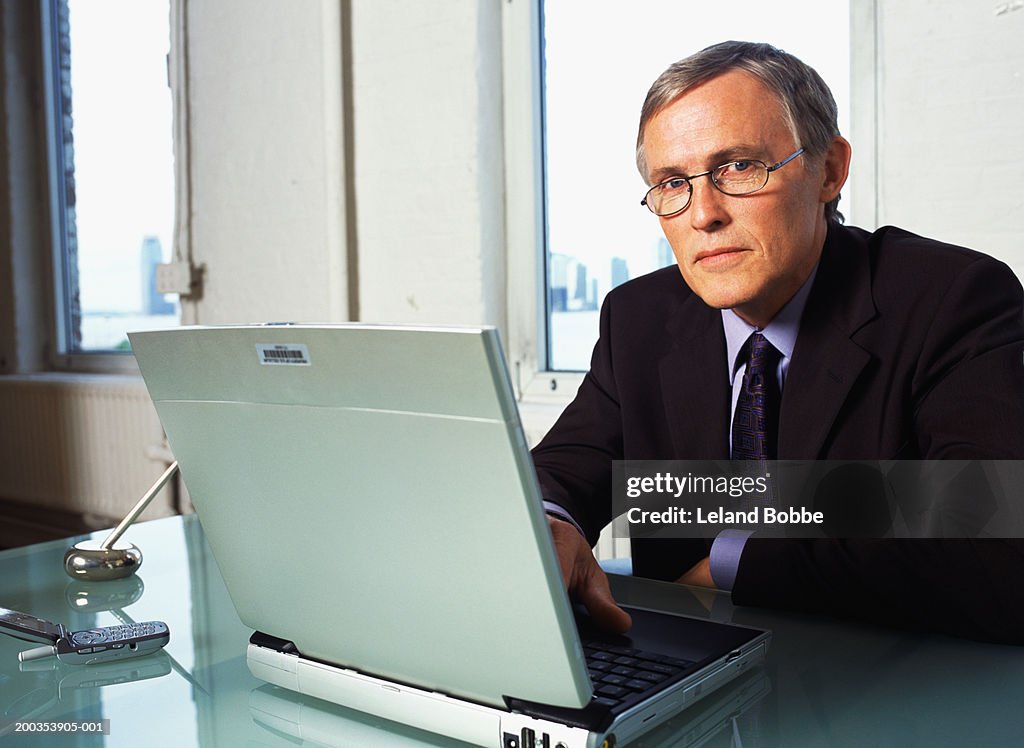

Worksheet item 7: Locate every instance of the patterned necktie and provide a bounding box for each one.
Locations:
[731,332,782,461]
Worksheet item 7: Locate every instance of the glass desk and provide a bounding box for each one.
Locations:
[1,514,1022,746]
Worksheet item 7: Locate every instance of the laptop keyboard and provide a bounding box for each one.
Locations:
[583,640,696,708]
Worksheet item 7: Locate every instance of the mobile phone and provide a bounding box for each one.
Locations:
[0,608,67,645]
[1,607,169,665]
[54,621,170,665]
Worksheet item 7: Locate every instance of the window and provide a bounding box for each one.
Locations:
[540,1,851,371]
[42,0,177,361]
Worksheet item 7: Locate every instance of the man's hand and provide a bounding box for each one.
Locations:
[547,516,632,634]
[675,557,715,588]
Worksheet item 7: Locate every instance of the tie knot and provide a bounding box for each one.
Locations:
[747,332,780,375]
[741,332,782,396]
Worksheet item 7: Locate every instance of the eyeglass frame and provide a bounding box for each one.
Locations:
[640,147,806,217]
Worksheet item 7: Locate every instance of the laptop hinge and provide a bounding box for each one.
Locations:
[250,630,300,655]
[504,695,615,733]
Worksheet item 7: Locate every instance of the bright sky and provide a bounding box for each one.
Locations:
[65,0,848,321]
[69,0,173,312]
[544,0,850,291]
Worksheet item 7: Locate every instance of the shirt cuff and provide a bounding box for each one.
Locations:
[542,501,587,539]
[709,529,754,591]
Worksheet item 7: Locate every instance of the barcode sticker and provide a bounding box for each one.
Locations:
[256,344,311,366]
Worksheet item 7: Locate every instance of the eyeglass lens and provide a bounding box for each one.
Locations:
[645,161,769,216]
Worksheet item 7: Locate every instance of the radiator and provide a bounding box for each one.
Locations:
[0,374,627,559]
[0,374,179,541]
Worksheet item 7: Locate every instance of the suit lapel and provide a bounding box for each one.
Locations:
[659,295,731,459]
[780,225,877,458]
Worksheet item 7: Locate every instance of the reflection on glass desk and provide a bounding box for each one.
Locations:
[1,514,1023,746]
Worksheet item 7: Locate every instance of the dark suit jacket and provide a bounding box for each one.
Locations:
[532,222,1024,643]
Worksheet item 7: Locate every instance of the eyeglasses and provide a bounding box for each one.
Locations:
[640,147,806,217]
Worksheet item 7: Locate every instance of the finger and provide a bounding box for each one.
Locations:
[578,567,633,634]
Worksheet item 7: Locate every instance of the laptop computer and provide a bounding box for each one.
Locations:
[130,324,769,748]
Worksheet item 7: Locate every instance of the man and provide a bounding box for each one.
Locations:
[533,41,1024,643]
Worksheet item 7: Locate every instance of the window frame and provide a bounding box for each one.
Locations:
[501,0,584,404]
[37,0,178,374]
[501,0,872,405]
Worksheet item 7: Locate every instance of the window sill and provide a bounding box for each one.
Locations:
[0,370,145,387]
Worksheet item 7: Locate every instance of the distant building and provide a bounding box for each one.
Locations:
[549,252,598,312]
[656,237,675,268]
[573,263,589,306]
[611,256,629,289]
[140,236,175,315]
[549,252,570,312]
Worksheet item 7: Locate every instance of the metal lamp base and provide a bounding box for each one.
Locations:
[62,461,178,582]
[64,540,143,581]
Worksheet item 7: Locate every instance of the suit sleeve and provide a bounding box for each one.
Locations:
[531,296,623,547]
[733,254,1024,643]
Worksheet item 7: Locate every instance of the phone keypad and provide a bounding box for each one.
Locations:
[71,622,168,648]
[71,630,107,645]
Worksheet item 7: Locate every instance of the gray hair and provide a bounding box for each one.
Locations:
[636,41,843,222]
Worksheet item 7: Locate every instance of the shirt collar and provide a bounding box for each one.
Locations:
[722,263,819,380]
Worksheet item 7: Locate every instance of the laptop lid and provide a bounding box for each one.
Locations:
[129,324,591,710]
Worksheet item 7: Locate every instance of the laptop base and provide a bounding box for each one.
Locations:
[248,640,591,747]
[247,613,768,748]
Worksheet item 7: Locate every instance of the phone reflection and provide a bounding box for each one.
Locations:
[1,652,172,738]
